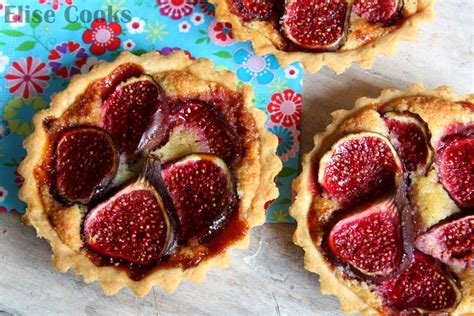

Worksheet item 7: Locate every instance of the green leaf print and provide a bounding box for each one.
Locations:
[279,198,291,205]
[62,22,82,31]
[213,51,232,59]
[16,41,36,51]
[278,167,296,177]
[0,30,25,37]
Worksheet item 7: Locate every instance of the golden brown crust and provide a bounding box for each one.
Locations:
[290,84,474,314]
[18,51,281,296]
[210,0,435,74]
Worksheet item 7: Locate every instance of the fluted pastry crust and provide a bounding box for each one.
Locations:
[290,84,473,314]
[19,51,282,296]
[210,0,435,74]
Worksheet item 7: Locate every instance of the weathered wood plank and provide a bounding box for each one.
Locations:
[0,213,338,316]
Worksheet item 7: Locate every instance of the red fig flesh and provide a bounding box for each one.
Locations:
[416,215,473,272]
[282,0,350,51]
[328,199,403,276]
[102,77,165,158]
[54,127,119,204]
[437,135,474,208]
[83,179,171,265]
[243,0,273,19]
[353,0,403,25]
[230,0,274,21]
[97,63,144,100]
[384,112,432,174]
[166,101,242,165]
[382,250,461,313]
[161,154,235,241]
[318,132,402,208]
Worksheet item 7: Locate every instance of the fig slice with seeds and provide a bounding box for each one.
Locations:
[282,0,351,51]
[230,0,274,21]
[102,76,167,159]
[436,134,474,208]
[158,101,242,165]
[161,154,235,242]
[83,176,172,266]
[383,112,432,175]
[353,0,403,25]
[318,132,403,208]
[96,63,144,100]
[416,215,473,272]
[328,198,404,276]
[53,126,119,205]
[243,0,274,19]
[381,250,461,313]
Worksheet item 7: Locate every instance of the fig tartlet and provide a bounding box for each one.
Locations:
[210,0,434,73]
[290,84,473,314]
[18,51,281,296]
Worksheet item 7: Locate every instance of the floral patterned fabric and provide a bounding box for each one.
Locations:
[0,0,302,223]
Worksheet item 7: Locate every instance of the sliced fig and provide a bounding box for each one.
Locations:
[83,178,172,265]
[384,112,432,174]
[282,0,351,51]
[328,198,403,276]
[161,154,235,242]
[353,0,403,25]
[318,132,403,208]
[416,215,473,272]
[102,76,166,158]
[97,63,144,100]
[381,250,461,313]
[54,126,119,204]
[436,134,474,208]
[230,0,274,21]
[243,0,274,19]
[157,101,242,165]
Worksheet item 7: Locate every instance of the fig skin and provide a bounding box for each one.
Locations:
[416,214,474,272]
[327,198,404,277]
[230,0,274,21]
[156,101,243,165]
[83,157,175,266]
[381,250,461,313]
[102,76,167,159]
[282,0,352,51]
[353,0,404,25]
[161,153,236,243]
[53,126,119,205]
[383,111,433,175]
[83,179,172,266]
[436,134,474,209]
[318,132,403,208]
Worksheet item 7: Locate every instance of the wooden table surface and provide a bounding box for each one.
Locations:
[1,1,472,315]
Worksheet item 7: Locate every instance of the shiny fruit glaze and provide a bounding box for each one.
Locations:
[36,62,249,280]
[309,117,471,313]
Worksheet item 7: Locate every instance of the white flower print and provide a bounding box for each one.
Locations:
[126,17,145,34]
[122,39,136,51]
[178,21,191,33]
[0,51,10,73]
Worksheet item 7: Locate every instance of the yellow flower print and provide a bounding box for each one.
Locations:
[144,21,168,44]
[102,0,126,16]
[268,77,289,94]
[269,209,293,223]
[3,97,48,136]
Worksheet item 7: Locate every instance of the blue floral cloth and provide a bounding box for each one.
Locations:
[0,0,302,223]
